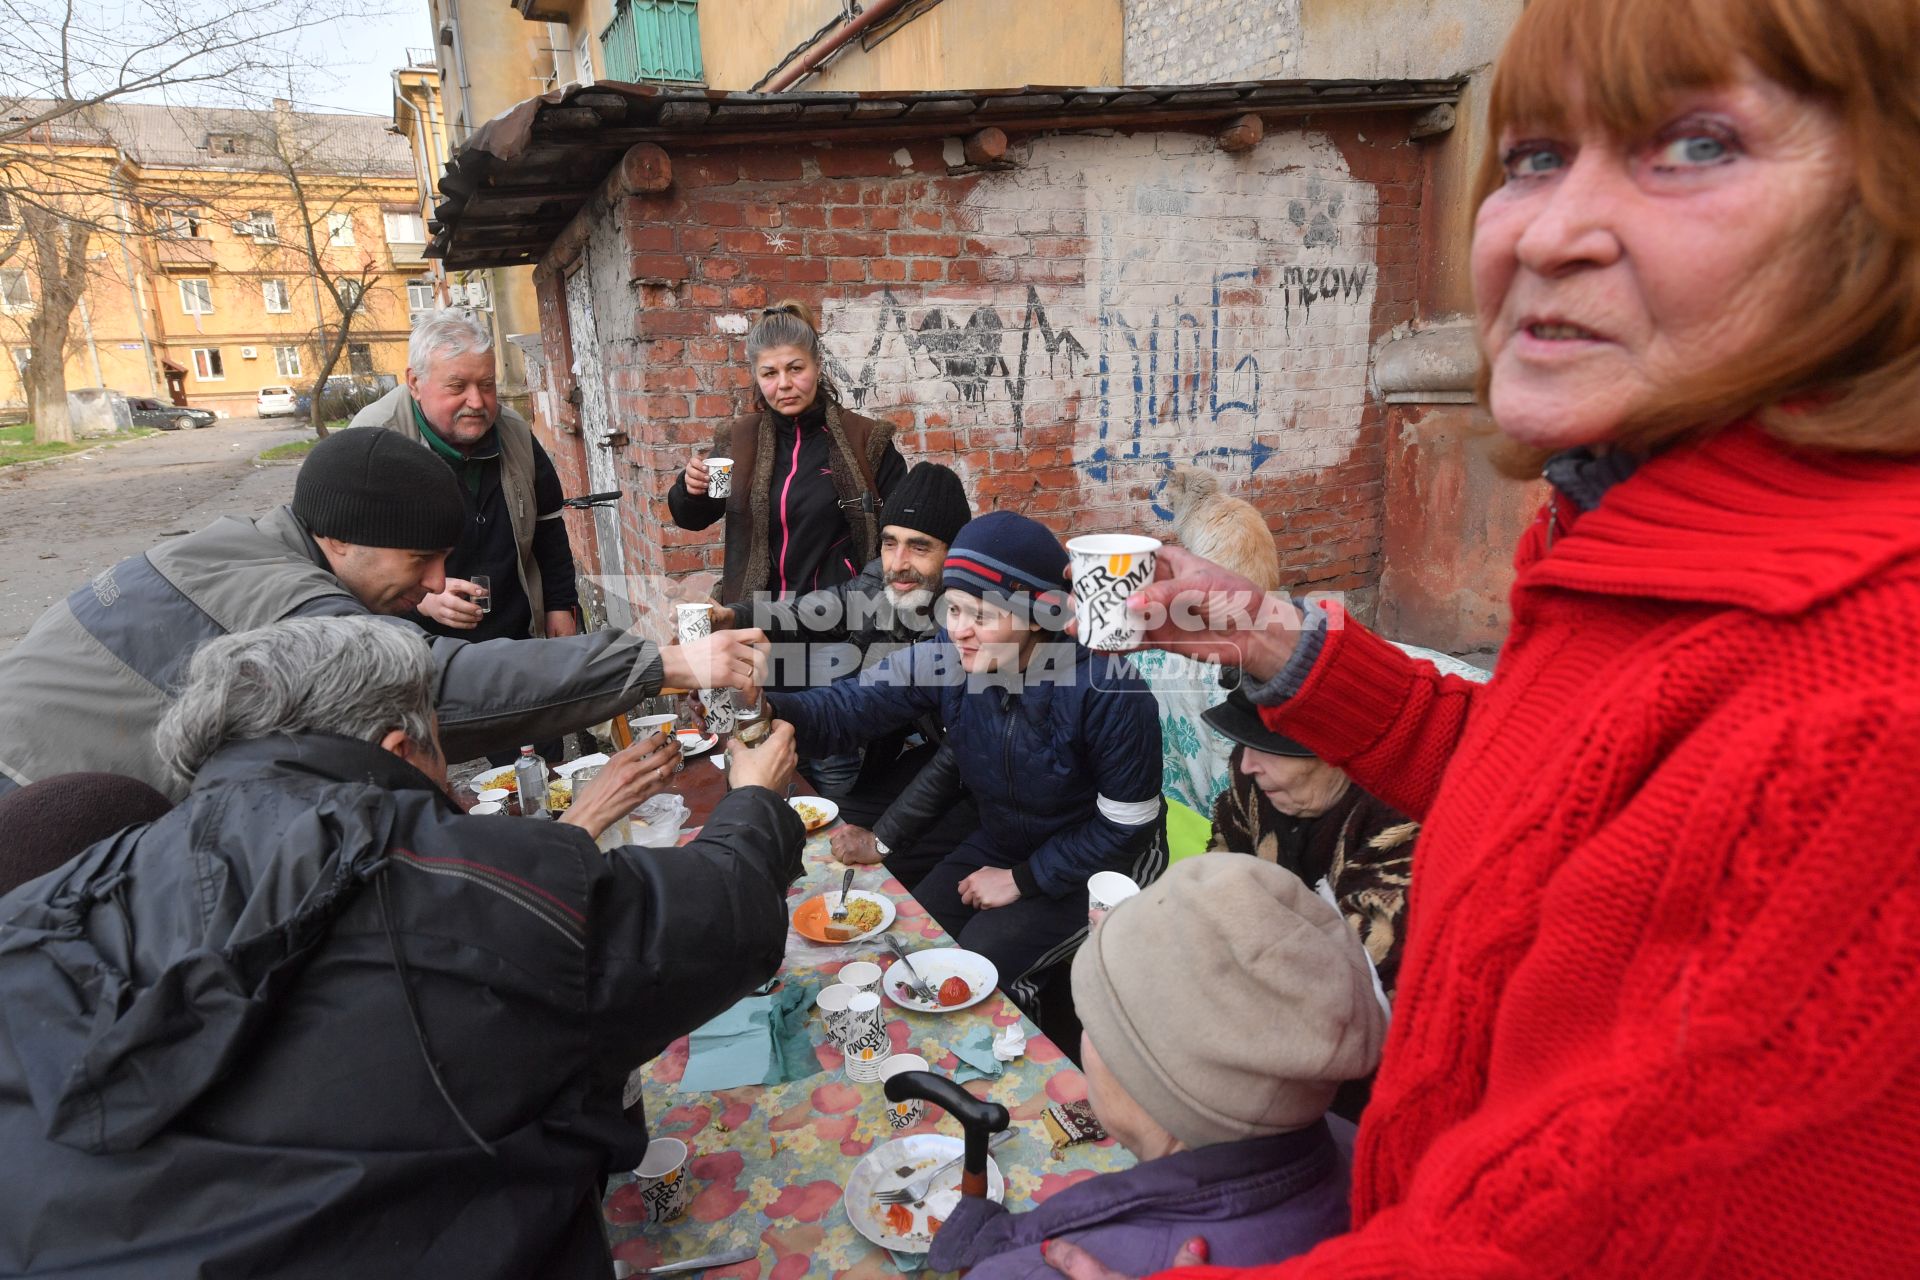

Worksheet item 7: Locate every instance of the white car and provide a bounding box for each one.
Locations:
[257,386,299,418]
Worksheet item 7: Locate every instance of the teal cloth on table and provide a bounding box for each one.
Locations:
[949,1025,1007,1085]
[887,1248,928,1273]
[678,981,822,1092]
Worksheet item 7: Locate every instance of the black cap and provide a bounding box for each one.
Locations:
[1202,685,1316,757]
[880,462,972,549]
[292,429,467,550]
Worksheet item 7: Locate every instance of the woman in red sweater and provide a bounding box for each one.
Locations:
[1046,0,1920,1276]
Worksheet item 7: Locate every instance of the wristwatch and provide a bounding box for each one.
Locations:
[873,837,890,857]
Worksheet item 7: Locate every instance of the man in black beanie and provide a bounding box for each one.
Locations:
[0,430,767,800]
[715,461,977,887]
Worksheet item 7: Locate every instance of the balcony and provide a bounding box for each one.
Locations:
[153,236,215,270]
[601,0,704,84]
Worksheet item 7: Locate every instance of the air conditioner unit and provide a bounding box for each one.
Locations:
[446,284,466,306]
[240,346,258,359]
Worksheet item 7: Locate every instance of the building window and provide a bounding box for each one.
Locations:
[574,26,594,82]
[600,0,704,84]
[274,345,302,377]
[383,210,426,243]
[237,209,277,240]
[262,278,291,313]
[157,207,204,238]
[326,212,355,246]
[178,278,213,315]
[0,269,31,312]
[191,348,224,380]
[206,133,242,155]
[407,281,435,320]
[336,278,365,310]
[347,343,373,376]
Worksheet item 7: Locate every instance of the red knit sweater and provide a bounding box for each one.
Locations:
[1193,425,1920,1278]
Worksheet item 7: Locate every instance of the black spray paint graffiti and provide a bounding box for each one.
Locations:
[1281,265,1372,329]
[831,286,1088,431]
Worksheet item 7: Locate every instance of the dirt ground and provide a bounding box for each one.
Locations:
[0,415,312,649]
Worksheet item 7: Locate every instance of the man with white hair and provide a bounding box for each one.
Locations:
[0,616,805,1278]
[349,308,578,642]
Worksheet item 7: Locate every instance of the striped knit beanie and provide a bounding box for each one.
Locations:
[942,511,1070,623]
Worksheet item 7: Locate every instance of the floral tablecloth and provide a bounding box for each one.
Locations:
[606,834,1133,1278]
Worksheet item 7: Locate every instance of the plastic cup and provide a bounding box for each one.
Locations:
[1066,534,1161,651]
[816,983,859,1049]
[469,801,504,816]
[706,456,734,499]
[475,788,509,804]
[842,991,890,1082]
[674,602,713,644]
[838,960,883,999]
[876,1054,929,1130]
[1088,870,1142,923]
[632,1137,694,1223]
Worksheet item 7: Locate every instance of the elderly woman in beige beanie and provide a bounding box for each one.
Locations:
[929,856,1385,1278]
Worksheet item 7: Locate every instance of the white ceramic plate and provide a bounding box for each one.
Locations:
[675,731,719,757]
[843,1134,1003,1253]
[788,796,840,832]
[467,765,518,795]
[882,949,997,1013]
[790,889,896,945]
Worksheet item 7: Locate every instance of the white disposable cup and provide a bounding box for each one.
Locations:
[842,991,890,1081]
[706,456,734,498]
[470,801,504,816]
[1066,534,1161,651]
[876,1054,929,1130]
[838,960,883,999]
[632,713,677,743]
[674,602,713,644]
[1088,870,1142,922]
[476,788,509,804]
[704,687,736,735]
[632,1136,694,1223]
[816,983,859,1048]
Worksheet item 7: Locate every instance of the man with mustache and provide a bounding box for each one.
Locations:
[348,308,580,646]
[715,461,976,887]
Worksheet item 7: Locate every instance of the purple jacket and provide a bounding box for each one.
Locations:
[926,1121,1351,1278]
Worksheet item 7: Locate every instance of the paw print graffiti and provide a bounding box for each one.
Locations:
[1287,180,1344,248]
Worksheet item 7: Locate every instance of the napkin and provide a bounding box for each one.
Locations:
[678,982,822,1092]
[887,1249,927,1273]
[949,1026,1007,1085]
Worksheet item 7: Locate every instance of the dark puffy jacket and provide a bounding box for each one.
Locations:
[770,638,1163,897]
[0,732,803,1279]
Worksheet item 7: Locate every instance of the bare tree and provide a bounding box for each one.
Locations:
[0,0,384,442]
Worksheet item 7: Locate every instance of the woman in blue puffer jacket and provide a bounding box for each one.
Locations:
[769,512,1167,995]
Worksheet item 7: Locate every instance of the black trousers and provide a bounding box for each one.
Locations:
[910,834,1091,992]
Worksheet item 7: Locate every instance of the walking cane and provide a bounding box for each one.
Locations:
[883,1072,1009,1198]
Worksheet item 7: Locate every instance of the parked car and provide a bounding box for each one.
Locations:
[257,386,299,418]
[125,397,215,431]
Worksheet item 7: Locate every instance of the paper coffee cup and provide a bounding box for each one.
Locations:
[470,801,504,816]
[476,788,509,804]
[707,457,734,499]
[632,1136,694,1223]
[704,687,736,735]
[1066,534,1161,651]
[632,713,677,743]
[842,991,890,1081]
[876,1054,929,1130]
[1088,870,1142,922]
[816,983,859,1049]
[674,602,713,644]
[838,960,882,999]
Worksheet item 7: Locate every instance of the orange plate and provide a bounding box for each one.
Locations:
[791,895,867,944]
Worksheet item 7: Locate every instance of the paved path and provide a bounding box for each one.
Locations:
[0,416,312,649]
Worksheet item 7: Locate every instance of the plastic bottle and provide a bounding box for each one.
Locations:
[514,745,548,818]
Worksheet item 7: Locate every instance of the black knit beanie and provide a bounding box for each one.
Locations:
[293,429,467,549]
[880,462,972,548]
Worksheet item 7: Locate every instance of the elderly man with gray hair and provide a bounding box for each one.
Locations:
[0,616,805,1278]
[350,307,578,642]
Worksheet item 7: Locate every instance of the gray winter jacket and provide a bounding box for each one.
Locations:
[0,731,804,1278]
[0,505,663,799]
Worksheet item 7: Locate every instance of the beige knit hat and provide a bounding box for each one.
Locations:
[1072,855,1387,1149]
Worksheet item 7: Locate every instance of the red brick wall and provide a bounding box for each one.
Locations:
[536,113,1426,630]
